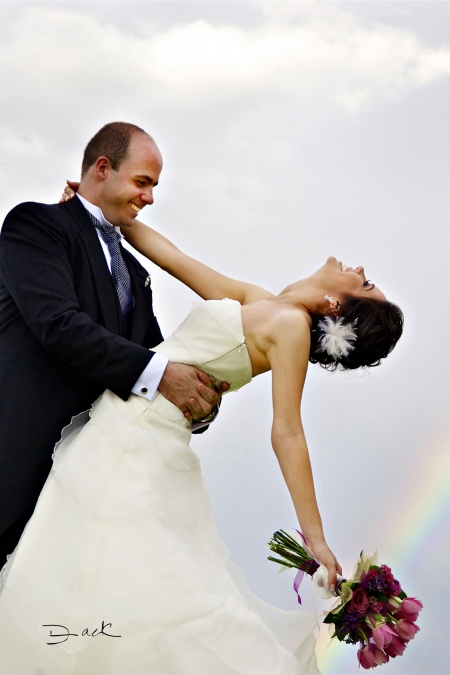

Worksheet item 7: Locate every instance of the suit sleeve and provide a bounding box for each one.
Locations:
[0,202,153,400]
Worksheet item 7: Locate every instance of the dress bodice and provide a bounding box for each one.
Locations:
[153,299,253,392]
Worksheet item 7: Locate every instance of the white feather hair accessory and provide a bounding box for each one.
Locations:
[316,316,358,360]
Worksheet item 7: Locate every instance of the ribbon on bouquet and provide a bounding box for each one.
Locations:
[292,531,320,604]
[267,529,320,604]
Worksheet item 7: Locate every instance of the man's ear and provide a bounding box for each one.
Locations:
[94,156,111,180]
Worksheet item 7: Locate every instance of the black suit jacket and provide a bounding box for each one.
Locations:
[0,197,164,559]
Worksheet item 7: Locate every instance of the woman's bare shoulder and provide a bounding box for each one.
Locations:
[267,306,311,345]
[242,303,311,376]
[265,307,312,376]
[241,284,275,304]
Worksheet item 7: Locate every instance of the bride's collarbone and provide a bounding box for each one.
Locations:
[240,313,277,377]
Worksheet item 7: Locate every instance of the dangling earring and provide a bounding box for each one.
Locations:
[324,295,341,312]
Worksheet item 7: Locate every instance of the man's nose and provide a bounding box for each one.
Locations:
[141,187,154,205]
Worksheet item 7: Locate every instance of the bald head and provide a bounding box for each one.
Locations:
[81,122,155,177]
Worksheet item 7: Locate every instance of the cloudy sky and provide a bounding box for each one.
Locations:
[1,1,449,672]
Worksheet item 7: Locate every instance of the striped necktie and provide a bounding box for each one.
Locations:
[89,213,134,316]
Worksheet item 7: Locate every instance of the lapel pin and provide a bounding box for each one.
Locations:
[144,275,151,287]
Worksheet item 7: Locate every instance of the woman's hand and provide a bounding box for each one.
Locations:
[59,180,79,203]
[306,537,342,593]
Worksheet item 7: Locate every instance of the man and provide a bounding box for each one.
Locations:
[0,122,223,567]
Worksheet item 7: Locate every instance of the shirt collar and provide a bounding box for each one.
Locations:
[77,194,123,237]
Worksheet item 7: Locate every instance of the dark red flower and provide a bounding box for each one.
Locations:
[358,643,389,669]
[395,620,420,642]
[385,635,407,658]
[348,588,370,617]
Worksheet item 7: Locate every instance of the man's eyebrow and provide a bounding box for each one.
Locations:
[134,175,158,186]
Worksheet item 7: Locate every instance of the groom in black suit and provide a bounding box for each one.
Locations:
[0,122,221,568]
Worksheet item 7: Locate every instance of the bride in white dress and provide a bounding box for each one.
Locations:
[0,218,403,674]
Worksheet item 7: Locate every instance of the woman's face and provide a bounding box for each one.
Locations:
[320,256,387,302]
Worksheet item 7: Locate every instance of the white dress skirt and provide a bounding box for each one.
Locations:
[0,299,321,674]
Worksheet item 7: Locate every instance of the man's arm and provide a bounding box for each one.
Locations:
[0,202,223,417]
[0,202,152,399]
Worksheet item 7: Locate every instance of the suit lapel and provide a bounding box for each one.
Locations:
[122,248,152,344]
[64,198,122,333]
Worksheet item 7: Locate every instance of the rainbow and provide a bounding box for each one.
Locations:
[315,417,450,673]
[383,420,450,566]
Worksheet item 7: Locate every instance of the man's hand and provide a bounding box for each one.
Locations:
[158,362,229,420]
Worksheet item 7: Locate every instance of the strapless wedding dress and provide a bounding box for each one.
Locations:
[0,299,321,674]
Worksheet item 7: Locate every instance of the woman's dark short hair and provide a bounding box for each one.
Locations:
[309,296,404,371]
[81,122,149,177]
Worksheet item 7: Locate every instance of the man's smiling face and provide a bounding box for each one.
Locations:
[99,132,163,228]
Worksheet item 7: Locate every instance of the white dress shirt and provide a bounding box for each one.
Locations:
[77,195,168,401]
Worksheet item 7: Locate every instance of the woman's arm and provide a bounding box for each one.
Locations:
[266,311,341,590]
[60,181,272,304]
[123,219,272,305]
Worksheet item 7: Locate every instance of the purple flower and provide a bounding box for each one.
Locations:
[337,612,364,643]
[361,569,390,595]
[341,613,361,631]
[372,624,396,649]
[361,566,402,598]
[380,565,402,595]
[385,635,407,658]
[357,643,389,669]
[396,597,423,622]
[395,619,420,642]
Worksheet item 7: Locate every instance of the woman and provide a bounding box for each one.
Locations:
[0,211,403,673]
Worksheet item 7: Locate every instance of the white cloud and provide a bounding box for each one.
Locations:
[2,3,450,120]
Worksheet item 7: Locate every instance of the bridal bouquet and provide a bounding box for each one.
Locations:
[268,530,423,669]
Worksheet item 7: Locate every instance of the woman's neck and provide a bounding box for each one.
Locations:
[241,282,318,377]
[272,278,322,317]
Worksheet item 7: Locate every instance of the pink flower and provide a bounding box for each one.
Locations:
[370,601,385,614]
[372,624,397,649]
[357,643,389,669]
[395,619,420,641]
[385,596,402,613]
[348,588,370,616]
[396,597,423,622]
[385,635,407,658]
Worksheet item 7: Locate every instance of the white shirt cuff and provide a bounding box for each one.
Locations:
[132,353,169,401]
